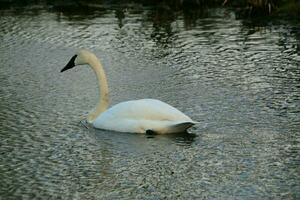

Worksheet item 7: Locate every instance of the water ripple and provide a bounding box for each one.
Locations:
[0,5,299,200]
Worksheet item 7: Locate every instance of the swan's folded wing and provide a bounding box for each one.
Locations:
[104,99,193,121]
[92,99,196,134]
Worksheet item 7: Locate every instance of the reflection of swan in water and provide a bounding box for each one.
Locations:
[61,50,196,134]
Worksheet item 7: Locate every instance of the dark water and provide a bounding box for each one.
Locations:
[0,2,299,199]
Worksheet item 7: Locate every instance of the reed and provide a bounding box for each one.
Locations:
[146,0,299,16]
[222,0,299,16]
[1,0,299,16]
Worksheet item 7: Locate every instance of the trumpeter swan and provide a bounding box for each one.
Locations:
[61,50,196,134]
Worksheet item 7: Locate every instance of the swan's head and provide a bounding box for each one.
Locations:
[61,49,97,72]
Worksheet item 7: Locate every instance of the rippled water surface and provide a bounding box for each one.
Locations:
[0,3,299,199]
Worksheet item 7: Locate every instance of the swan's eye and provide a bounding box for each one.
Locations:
[61,55,77,72]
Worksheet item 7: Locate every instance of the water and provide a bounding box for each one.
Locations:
[0,2,299,199]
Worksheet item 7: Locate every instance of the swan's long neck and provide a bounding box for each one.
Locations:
[87,57,109,123]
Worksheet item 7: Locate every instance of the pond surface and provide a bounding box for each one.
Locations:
[0,2,299,199]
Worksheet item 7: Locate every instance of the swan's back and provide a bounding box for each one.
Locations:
[107,99,191,121]
[93,99,195,134]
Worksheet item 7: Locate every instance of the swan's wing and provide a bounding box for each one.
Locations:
[102,99,193,122]
[92,99,195,133]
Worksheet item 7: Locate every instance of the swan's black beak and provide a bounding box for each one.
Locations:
[61,55,77,73]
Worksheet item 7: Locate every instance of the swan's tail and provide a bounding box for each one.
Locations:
[153,121,196,134]
[170,121,195,131]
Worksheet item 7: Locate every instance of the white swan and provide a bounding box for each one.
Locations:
[61,50,196,134]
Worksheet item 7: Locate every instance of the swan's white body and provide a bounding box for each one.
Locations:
[93,99,194,134]
[61,50,196,134]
